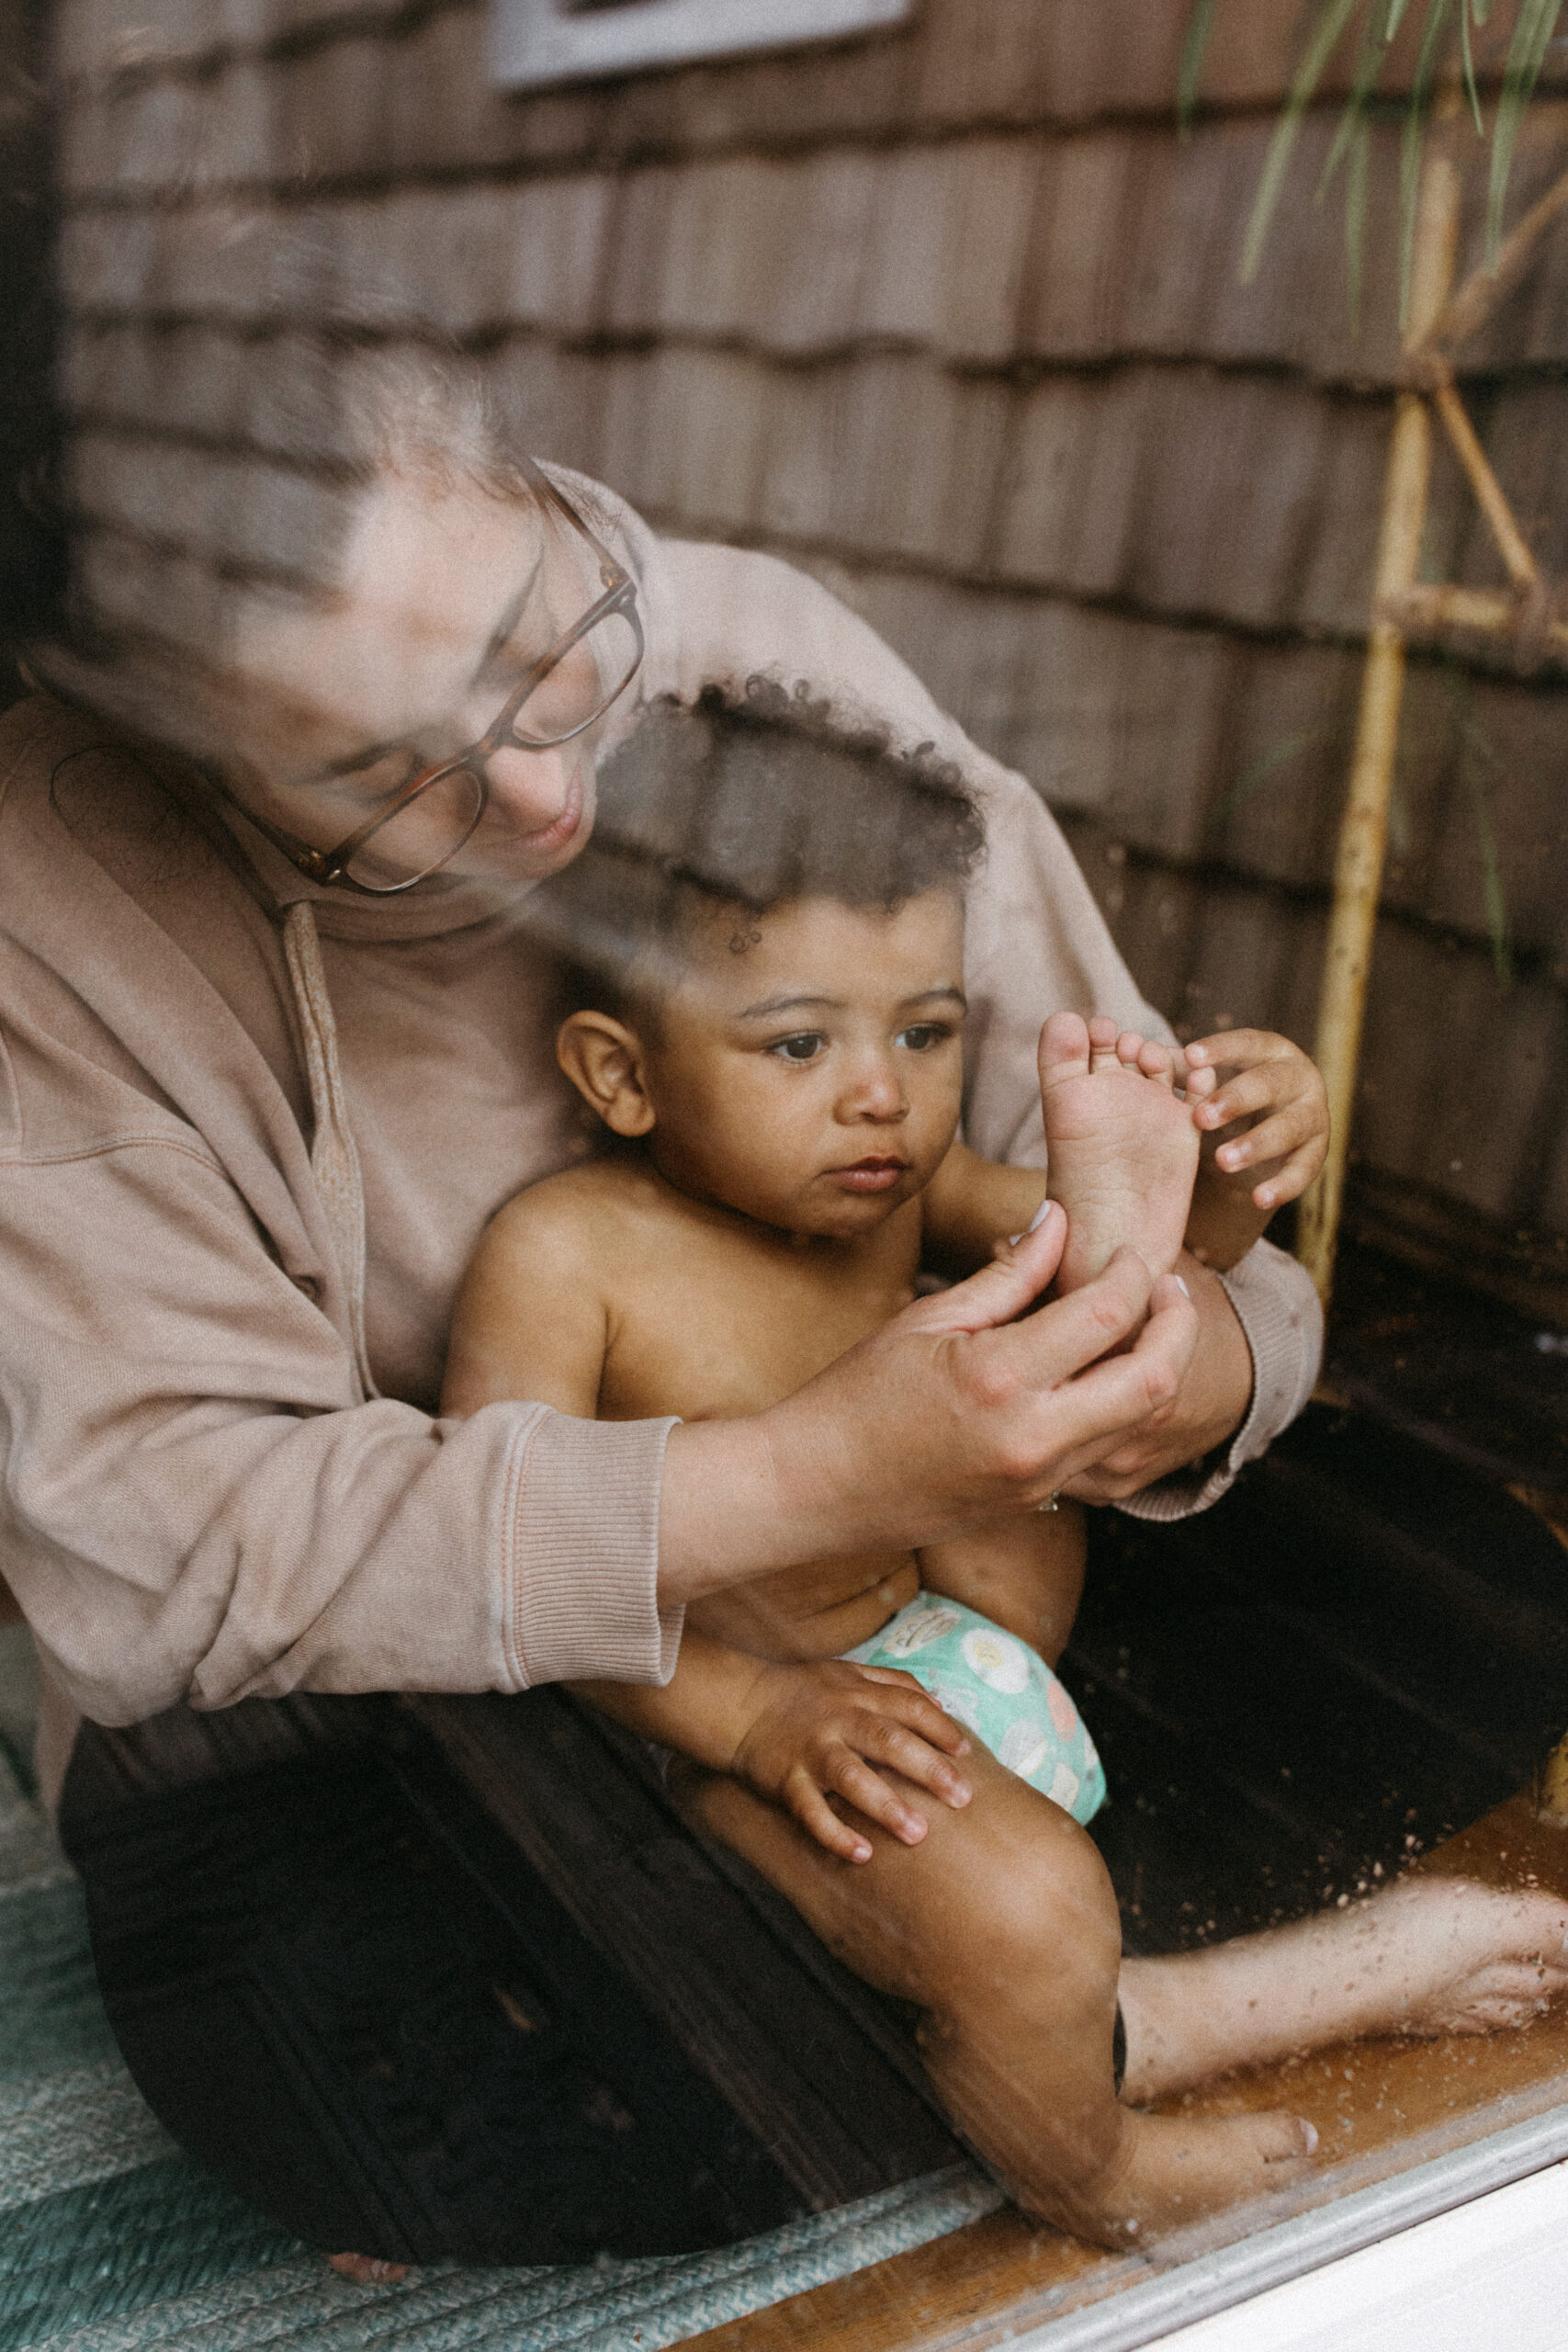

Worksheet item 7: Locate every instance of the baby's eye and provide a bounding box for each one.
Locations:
[897,1023,952,1052]
[767,1033,828,1064]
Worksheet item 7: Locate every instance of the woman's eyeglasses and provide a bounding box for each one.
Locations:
[218,464,644,896]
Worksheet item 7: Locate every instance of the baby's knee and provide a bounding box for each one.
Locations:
[1008,1819,1119,1982]
[929,1801,1121,2014]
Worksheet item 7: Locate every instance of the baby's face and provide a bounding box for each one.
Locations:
[642,889,966,1240]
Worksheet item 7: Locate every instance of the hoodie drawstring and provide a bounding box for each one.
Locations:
[282,901,378,1399]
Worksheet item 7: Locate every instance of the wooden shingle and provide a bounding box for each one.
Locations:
[43,0,1568,1276]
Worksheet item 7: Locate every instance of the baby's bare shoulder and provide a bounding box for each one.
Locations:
[479,1157,678,1272]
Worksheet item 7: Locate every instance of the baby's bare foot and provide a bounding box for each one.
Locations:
[326,2254,409,2285]
[1072,2107,1316,2246]
[1119,1876,1568,2103]
[1040,1013,1201,1294]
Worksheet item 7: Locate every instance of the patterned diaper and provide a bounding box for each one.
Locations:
[842,1594,1106,1826]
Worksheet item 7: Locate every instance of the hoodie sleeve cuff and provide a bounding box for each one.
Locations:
[1115,1238,1324,1524]
[502,1408,683,1688]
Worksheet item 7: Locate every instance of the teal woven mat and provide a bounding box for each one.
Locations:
[0,1628,1000,2351]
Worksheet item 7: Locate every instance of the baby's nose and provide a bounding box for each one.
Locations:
[840,1059,908,1120]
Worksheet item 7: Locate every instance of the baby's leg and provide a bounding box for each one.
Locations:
[1120,1874,1568,2102]
[674,1747,1316,2247]
[1041,1013,1201,1295]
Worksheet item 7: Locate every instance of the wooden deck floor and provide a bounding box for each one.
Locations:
[686,1496,1568,2352]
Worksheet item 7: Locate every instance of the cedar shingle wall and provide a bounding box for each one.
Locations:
[50,0,1568,1306]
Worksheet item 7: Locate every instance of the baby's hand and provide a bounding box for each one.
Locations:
[1182,1029,1329,1212]
[729,1659,972,1864]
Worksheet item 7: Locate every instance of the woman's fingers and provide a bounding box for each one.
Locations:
[959,1253,1197,1491]
[990,1245,1160,1396]
[911,1198,1066,1336]
[988,1264,1198,1500]
[723,1234,1193,1589]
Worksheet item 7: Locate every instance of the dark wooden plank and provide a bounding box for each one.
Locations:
[408,1690,962,2211]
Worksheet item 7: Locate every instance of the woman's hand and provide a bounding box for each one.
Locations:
[728,1659,973,1863]
[659,1201,1201,1603]
[1058,1250,1252,1503]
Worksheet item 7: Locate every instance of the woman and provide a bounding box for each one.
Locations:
[0,342,1317,2264]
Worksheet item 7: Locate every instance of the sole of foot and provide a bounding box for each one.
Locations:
[1040,1012,1200,1294]
[1120,1876,1568,2108]
[1350,1877,1568,2038]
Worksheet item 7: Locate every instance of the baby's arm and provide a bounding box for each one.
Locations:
[442,1178,972,1861]
[443,1174,615,1419]
[1180,1030,1330,1272]
[919,1139,1049,1277]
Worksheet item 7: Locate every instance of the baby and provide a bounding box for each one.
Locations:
[445,682,1568,2247]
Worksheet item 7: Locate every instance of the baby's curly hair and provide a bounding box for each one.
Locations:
[534,675,985,1019]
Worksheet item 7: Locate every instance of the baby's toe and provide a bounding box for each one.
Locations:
[1087,1014,1121,1072]
[1039,1011,1092,1086]
[1258,2113,1319,2165]
[327,2255,409,2285]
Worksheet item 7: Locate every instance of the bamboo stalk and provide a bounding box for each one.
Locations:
[1426,158,1568,356]
[1384,580,1568,656]
[1297,145,1462,1306]
[1429,367,1540,589]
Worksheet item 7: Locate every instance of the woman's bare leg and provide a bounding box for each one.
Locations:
[675,1747,1315,2247]
[1119,1876,1568,2102]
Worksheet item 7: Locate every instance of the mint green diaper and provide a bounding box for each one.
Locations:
[842,1594,1106,1826]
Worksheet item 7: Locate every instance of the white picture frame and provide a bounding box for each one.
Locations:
[489,0,914,91]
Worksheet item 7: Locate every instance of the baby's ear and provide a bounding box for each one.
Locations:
[556,1011,656,1137]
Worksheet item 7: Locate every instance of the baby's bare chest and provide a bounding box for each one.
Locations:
[597,1224,919,1425]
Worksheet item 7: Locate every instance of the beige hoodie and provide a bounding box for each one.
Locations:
[0,481,1321,1809]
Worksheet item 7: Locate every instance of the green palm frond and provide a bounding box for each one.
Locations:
[1469,768,1515,983]
[1488,0,1566,259]
[1182,0,1568,313]
[1178,0,1220,136]
[1239,0,1365,283]
[1450,674,1516,989]
[1207,729,1328,829]
[1346,107,1372,322]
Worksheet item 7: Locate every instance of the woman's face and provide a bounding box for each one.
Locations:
[221,467,621,889]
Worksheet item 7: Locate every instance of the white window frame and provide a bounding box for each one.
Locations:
[489,0,914,91]
[998,2100,1568,2352]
